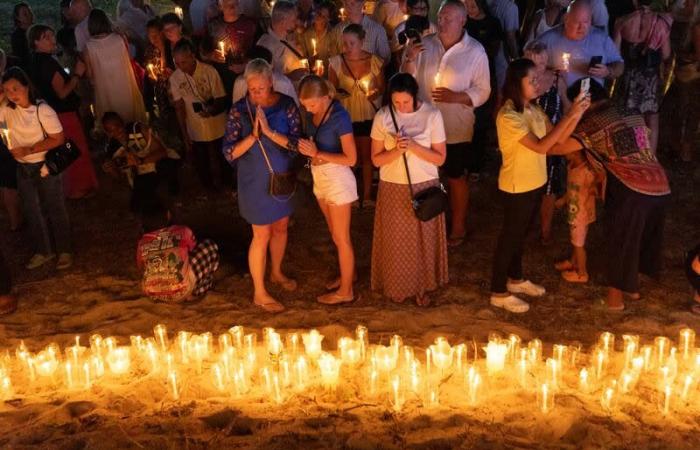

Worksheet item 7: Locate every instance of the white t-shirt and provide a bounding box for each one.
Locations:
[232,71,299,105]
[0,102,63,164]
[169,61,227,142]
[370,102,445,185]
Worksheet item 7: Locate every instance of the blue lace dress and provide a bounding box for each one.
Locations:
[222,93,301,225]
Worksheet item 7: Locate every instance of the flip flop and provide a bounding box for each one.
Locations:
[254,299,285,313]
[447,235,465,248]
[562,271,589,283]
[317,292,355,305]
[270,278,297,292]
[554,260,575,271]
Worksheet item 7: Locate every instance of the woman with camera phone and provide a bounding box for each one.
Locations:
[222,59,301,313]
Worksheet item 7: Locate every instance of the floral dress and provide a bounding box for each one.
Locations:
[222,94,301,225]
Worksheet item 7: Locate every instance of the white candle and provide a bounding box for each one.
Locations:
[434,71,441,87]
[218,41,225,58]
[311,38,317,56]
[147,63,156,79]
[229,326,244,349]
[106,347,130,375]
[314,59,324,76]
[391,374,404,411]
[361,78,371,96]
[538,382,554,413]
[579,367,590,393]
[318,353,340,388]
[661,384,672,415]
[168,370,179,400]
[679,328,695,361]
[302,330,323,360]
[484,341,508,375]
[174,7,183,19]
[154,325,168,351]
[561,52,570,71]
[655,336,670,367]
[466,366,481,405]
[1,129,10,147]
[430,341,452,373]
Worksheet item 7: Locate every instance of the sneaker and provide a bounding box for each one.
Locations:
[25,253,56,270]
[507,279,546,297]
[56,253,73,270]
[490,295,530,313]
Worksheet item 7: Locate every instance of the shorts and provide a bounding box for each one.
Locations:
[570,222,590,248]
[352,120,373,137]
[442,142,471,179]
[311,163,358,206]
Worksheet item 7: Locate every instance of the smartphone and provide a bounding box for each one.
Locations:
[405,28,422,44]
[580,77,590,96]
[589,55,603,68]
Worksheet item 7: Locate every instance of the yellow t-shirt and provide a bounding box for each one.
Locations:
[496,100,548,194]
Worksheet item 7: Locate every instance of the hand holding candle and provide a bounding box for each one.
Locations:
[311,38,317,56]
[561,52,571,72]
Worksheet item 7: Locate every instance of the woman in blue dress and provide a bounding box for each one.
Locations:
[222,59,301,313]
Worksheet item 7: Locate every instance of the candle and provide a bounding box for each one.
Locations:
[517,356,529,389]
[174,7,183,19]
[177,331,190,364]
[218,41,226,58]
[375,345,397,373]
[410,359,421,393]
[106,347,130,375]
[82,362,91,389]
[219,333,232,353]
[528,339,542,365]
[619,369,636,393]
[90,354,105,379]
[1,129,9,147]
[147,63,156,79]
[466,365,481,405]
[339,338,361,367]
[655,336,670,368]
[294,356,308,391]
[661,384,672,416]
[302,330,323,360]
[89,104,95,118]
[391,374,404,411]
[679,328,695,361]
[300,58,309,70]
[579,367,591,393]
[545,358,560,390]
[212,362,225,391]
[168,370,179,400]
[311,38,317,56]
[318,353,340,388]
[600,382,617,412]
[65,361,74,389]
[314,59,324,76]
[272,372,282,403]
[369,368,378,396]
[286,333,300,356]
[484,340,508,375]
[680,374,695,401]
[434,71,441,87]
[390,335,403,358]
[507,334,521,362]
[552,345,567,367]
[593,348,607,380]
[538,382,554,413]
[267,331,283,368]
[641,344,654,372]
[154,324,168,351]
[401,345,415,369]
[34,350,58,377]
[0,374,11,399]
[454,344,466,372]
[361,78,371,96]
[425,348,431,377]
[430,340,452,373]
[403,14,409,21]
[339,7,346,21]
[561,52,570,71]
[229,326,244,349]
[599,332,614,356]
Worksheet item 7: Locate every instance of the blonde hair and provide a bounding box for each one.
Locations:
[298,74,336,100]
[244,58,273,81]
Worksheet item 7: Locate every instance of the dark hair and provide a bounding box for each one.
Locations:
[101,111,125,127]
[317,0,335,16]
[13,3,33,28]
[140,199,171,233]
[88,9,113,37]
[56,26,77,53]
[566,77,608,102]
[342,23,366,40]
[161,12,183,27]
[1,66,39,108]
[173,38,196,56]
[246,45,273,64]
[27,24,54,51]
[470,0,491,16]
[501,58,536,113]
[407,0,429,9]
[146,17,163,31]
[387,72,419,110]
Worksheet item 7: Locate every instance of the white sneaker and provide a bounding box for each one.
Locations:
[490,295,530,313]
[507,280,546,297]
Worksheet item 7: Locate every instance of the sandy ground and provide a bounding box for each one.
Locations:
[0,147,698,449]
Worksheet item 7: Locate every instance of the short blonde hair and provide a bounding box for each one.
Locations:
[298,74,336,100]
[244,58,273,81]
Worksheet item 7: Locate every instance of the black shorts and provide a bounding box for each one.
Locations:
[442,142,471,179]
[352,120,373,137]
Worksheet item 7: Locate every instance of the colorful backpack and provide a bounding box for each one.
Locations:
[138,226,195,301]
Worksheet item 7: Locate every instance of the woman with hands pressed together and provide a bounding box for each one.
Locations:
[222,59,301,313]
[297,75,358,305]
[489,58,590,314]
[329,24,385,208]
[370,73,448,307]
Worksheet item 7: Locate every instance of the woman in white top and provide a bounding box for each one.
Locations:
[370,73,447,306]
[490,58,588,313]
[329,23,384,207]
[83,9,146,126]
[0,67,72,270]
[525,0,568,43]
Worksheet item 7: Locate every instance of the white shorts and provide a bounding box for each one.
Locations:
[311,163,358,206]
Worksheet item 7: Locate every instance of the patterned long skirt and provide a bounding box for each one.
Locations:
[371,179,448,300]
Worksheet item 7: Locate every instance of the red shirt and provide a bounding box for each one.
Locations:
[208,15,258,60]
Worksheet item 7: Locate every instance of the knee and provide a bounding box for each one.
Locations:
[331,230,352,249]
[252,227,272,244]
[270,220,289,237]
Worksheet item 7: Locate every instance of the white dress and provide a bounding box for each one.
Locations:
[85,33,147,124]
[329,54,382,123]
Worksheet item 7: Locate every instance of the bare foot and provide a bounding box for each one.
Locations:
[317,291,354,305]
[325,274,358,291]
[254,293,285,313]
[270,274,297,292]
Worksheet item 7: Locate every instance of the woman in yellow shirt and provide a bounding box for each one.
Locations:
[490,58,589,313]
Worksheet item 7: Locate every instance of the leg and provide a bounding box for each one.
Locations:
[38,173,72,255]
[540,194,556,243]
[356,135,373,204]
[268,216,295,288]
[326,201,354,297]
[572,246,588,277]
[191,141,213,190]
[249,223,283,311]
[206,138,224,190]
[16,165,52,255]
[0,249,15,314]
[1,187,22,230]
[491,191,526,294]
[448,176,469,240]
[190,239,220,297]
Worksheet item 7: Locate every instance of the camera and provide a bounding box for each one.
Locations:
[397,15,430,46]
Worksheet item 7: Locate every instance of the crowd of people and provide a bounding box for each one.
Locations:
[0,0,698,316]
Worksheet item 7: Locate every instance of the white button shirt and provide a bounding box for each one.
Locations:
[408,31,491,143]
[257,30,306,76]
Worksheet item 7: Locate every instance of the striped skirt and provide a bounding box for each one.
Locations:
[371,179,449,300]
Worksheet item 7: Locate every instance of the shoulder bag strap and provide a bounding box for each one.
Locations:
[388,105,415,197]
[35,102,48,139]
[341,54,378,112]
[246,98,275,175]
[312,101,334,141]
[280,39,304,60]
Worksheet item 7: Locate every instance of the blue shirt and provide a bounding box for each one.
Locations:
[535,25,623,87]
[303,101,353,154]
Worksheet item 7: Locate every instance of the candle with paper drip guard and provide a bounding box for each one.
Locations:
[218,41,226,58]
[314,59,324,76]
[174,7,183,19]
[561,52,571,71]
[300,58,310,70]
[147,63,156,80]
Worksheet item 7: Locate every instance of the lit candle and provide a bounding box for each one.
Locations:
[82,362,91,389]
[147,63,156,79]
[430,341,452,374]
[594,348,606,380]
[655,336,670,368]
[619,369,636,393]
[369,368,378,396]
[538,382,554,413]
[466,365,481,405]
[661,384,672,416]
[218,41,226,59]
[339,339,361,367]
[403,14,409,21]
[517,356,529,389]
[174,7,183,19]
[177,331,190,364]
[484,340,508,375]
[434,71,441,87]
[599,332,615,356]
[65,361,74,389]
[286,333,300,356]
[680,374,694,401]
[600,382,617,411]
[106,347,130,375]
[361,78,371,96]
[545,358,560,390]
[552,345,567,367]
[300,58,310,70]
[272,372,282,403]
[154,324,168,351]
[679,328,695,361]
[579,367,591,393]
[391,374,404,411]
[302,330,324,360]
[528,339,542,365]
[267,331,283,367]
[390,335,403,358]
[89,104,95,118]
[1,129,10,147]
[229,326,244,349]
[318,352,340,388]
[339,7,346,21]
[355,325,368,361]
[507,334,521,362]
[294,356,308,391]
[410,359,421,393]
[561,52,570,71]
[0,374,11,399]
[375,345,397,373]
[314,59,324,76]
[34,350,58,377]
[641,344,654,372]
[401,345,415,369]
[168,370,179,400]
[454,344,466,372]
[311,38,317,56]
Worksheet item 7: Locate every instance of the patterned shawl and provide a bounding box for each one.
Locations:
[572,103,671,196]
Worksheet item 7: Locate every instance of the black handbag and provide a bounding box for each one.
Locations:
[36,102,79,175]
[388,105,447,222]
[246,99,296,201]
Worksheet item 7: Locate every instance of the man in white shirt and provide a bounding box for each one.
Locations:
[256,1,309,83]
[402,0,490,245]
[169,39,229,191]
[329,0,392,63]
[69,0,92,52]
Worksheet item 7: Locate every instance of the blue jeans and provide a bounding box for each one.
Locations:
[17,162,71,255]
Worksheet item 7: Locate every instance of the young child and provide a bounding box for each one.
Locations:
[555,150,604,283]
[136,202,220,302]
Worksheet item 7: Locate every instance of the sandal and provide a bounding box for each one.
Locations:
[317,292,354,305]
[416,294,431,307]
[554,260,575,271]
[270,277,297,292]
[254,297,285,313]
[561,271,589,283]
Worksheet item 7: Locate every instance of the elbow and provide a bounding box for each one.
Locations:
[436,154,446,166]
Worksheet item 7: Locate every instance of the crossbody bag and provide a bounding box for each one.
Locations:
[36,102,80,175]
